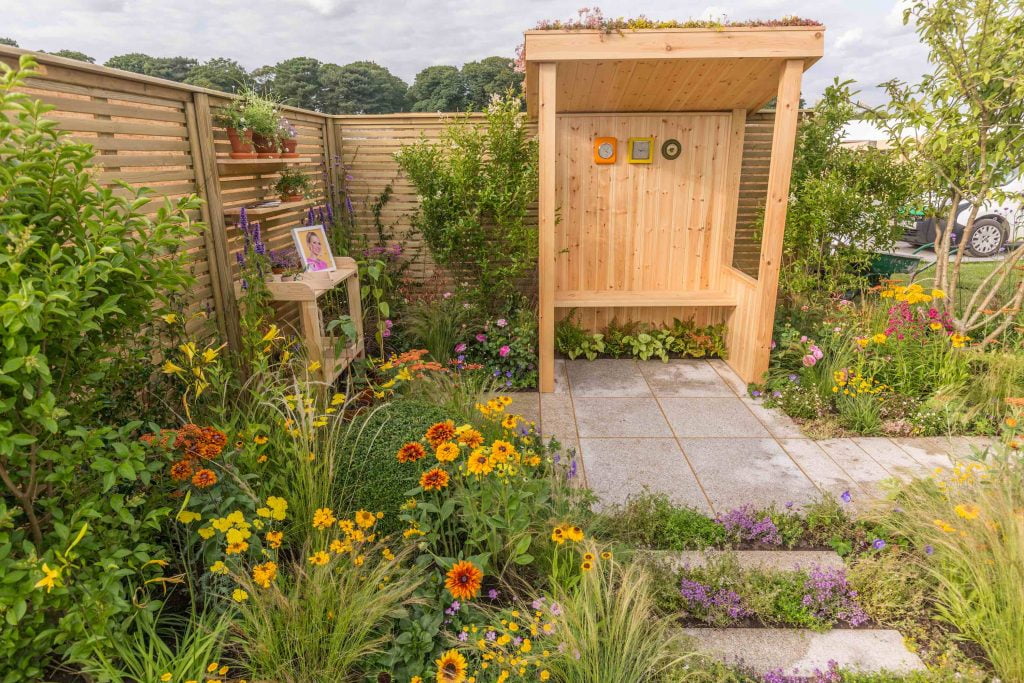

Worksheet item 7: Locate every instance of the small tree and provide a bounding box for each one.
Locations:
[781,79,916,300]
[867,0,1024,342]
[395,91,538,311]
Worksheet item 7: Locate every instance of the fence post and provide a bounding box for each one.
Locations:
[187,92,243,351]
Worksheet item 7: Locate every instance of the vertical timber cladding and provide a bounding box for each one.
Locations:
[555,113,736,331]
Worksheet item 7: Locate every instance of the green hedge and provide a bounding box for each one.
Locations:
[344,400,453,534]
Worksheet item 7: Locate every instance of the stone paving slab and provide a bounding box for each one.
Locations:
[850,437,926,481]
[708,359,748,396]
[683,628,926,674]
[741,398,805,438]
[565,358,651,397]
[573,397,673,438]
[818,439,892,492]
[661,397,771,438]
[578,438,710,512]
[638,359,735,397]
[680,438,819,512]
[650,550,845,572]
[777,438,863,499]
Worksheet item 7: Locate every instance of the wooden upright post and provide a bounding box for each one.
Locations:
[537,62,557,393]
[190,92,243,352]
[750,59,803,380]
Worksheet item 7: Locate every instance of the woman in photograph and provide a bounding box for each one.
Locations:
[305,231,329,271]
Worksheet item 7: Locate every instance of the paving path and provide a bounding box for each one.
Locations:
[505,359,993,513]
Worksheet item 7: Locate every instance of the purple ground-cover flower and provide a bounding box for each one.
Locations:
[717,505,782,546]
[763,660,841,683]
[680,578,751,622]
[801,566,868,627]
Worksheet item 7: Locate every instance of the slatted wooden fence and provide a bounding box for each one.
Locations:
[2,46,775,351]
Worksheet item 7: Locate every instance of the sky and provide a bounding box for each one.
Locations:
[3,0,930,116]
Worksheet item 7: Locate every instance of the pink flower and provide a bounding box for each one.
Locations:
[800,335,808,343]
[454,342,467,353]
[499,345,511,357]
[443,292,453,299]
[802,354,817,367]
[810,345,823,360]
[476,334,487,343]
[496,318,508,328]
[771,340,776,350]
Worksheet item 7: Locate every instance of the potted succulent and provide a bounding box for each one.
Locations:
[277,117,299,158]
[240,89,282,159]
[274,169,311,202]
[213,100,254,159]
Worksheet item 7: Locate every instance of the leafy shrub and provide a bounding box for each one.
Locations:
[555,317,727,363]
[460,307,538,389]
[780,79,916,301]
[348,400,453,533]
[395,91,538,312]
[0,56,197,677]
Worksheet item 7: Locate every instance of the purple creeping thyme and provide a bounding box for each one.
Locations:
[801,566,868,626]
[716,505,782,546]
[679,578,751,622]
[763,660,840,683]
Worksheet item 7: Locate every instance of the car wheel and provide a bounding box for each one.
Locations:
[965,218,1006,257]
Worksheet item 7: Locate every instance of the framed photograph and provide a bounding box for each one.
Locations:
[627,137,654,164]
[291,224,336,273]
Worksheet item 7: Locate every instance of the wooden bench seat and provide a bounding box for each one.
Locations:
[554,290,737,308]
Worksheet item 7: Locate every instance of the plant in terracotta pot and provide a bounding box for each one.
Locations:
[274,169,311,202]
[213,100,254,159]
[277,117,299,158]
[240,89,282,158]
[269,247,301,276]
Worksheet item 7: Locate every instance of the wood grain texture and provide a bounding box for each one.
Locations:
[553,113,733,330]
[537,63,558,393]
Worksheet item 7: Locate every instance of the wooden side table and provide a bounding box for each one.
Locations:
[236,256,364,383]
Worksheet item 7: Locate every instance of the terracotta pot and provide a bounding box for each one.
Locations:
[251,133,280,158]
[280,193,304,203]
[280,138,299,158]
[226,127,256,159]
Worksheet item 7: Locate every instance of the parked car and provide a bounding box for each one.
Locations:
[903,180,1024,257]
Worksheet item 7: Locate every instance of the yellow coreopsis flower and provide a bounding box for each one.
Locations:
[160,313,178,324]
[197,526,215,540]
[331,392,346,405]
[954,503,981,520]
[232,588,249,603]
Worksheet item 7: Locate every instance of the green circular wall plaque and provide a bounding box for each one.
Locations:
[661,139,681,160]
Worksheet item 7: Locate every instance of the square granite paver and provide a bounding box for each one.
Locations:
[579,438,710,512]
[660,397,770,438]
[851,437,927,481]
[573,397,673,438]
[680,437,818,511]
[777,438,862,499]
[818,439,894,492]
[639,360,735,397]
[565,359,651,397]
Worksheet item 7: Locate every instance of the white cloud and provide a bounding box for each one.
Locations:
[1,0,933,103]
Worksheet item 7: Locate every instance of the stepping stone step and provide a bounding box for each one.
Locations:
[683,628,925,675]
[646,550,845,572]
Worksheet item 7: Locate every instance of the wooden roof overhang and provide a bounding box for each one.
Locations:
[524,26,824,116]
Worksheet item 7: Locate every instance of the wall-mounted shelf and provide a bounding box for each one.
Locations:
[216,157,312,176]
[224,199,314,221]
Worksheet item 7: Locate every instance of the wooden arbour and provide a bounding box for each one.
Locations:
[524,27,824,391]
